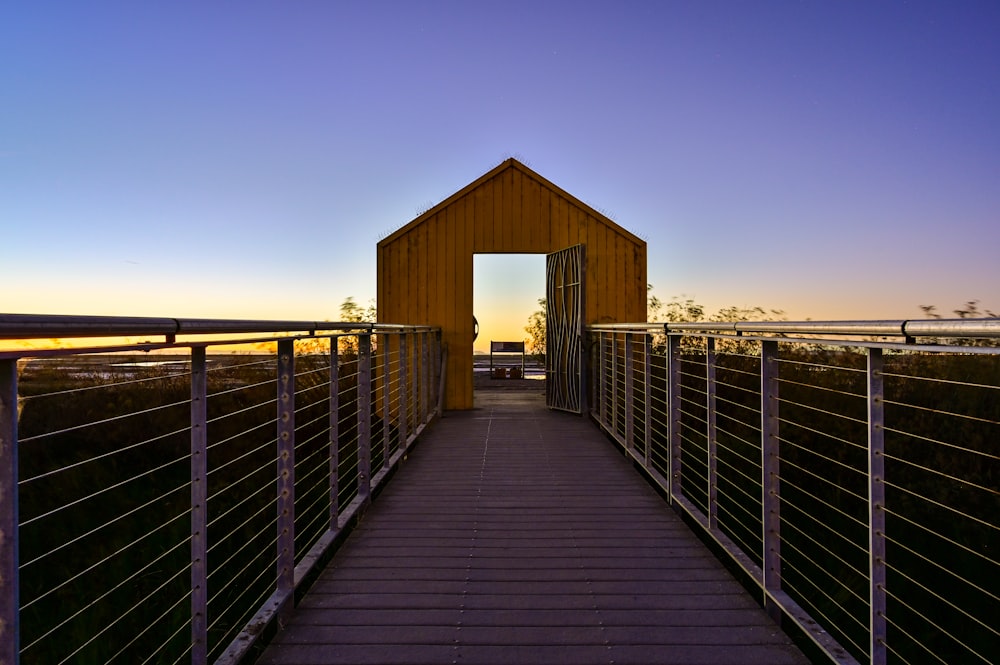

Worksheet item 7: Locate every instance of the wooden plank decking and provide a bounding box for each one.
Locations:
[256,390,810,665]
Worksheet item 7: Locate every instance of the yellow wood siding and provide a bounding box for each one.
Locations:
[378,159,647,410]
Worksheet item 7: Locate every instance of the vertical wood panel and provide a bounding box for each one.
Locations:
[502,167,514,252]
[472,181,485,253]
[441,209,453,333]
[562,198,576,248]
[376,249,386,322]
[551,195,566,249]
[566,197,578,247]
[599,220,611,324]
[484,174,499,252]
[506,169,518,252]
[635,244,648,321]
[521,176,537,251]
[410,216,434,323]
[615,236,635,321]
[570,202,584,246]
[462,193,476,409]
[396,241,409,322]
[545,196,557,249]
[388,244,401,321]
[604,222,615,322]
[618,238,640,321]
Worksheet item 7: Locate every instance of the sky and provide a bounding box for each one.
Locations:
[3,1,999,350]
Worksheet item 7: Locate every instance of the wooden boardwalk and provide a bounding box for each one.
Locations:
[257,390,810,665]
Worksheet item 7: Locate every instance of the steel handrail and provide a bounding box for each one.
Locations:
[587,317,1000,339]
[0,313,435,340]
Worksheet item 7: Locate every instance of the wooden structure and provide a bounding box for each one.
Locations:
[377,159,647,410]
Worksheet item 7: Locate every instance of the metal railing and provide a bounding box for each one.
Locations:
[0,315,443,665]
[587,320,1000,665]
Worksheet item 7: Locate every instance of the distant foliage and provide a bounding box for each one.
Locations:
[340,296,376,323]
[525,297,546,362]
[651,292,785,325]
[918,300,999,347]
[919,299,997,319]
[654,295,703,323]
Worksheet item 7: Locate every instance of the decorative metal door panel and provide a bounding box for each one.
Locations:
[546,244,586,413]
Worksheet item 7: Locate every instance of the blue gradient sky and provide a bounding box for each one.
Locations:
[3,2,998,347]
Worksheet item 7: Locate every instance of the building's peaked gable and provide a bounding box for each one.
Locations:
[378,158,644,249]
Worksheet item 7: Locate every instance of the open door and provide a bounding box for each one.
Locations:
[546,244,586,413]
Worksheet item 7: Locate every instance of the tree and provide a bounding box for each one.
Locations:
[647,284,663,321]
[919,300,997,319]
[340,297,376,323]
[918,300,999,347]
[658,296,704,323]
[525,298,546,362]
[335,297,377,355]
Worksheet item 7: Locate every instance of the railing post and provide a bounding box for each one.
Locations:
[276,340,296,619]
[190,347,208,664]
[0,359,19,665]
[624,333,635,450]
[398,333,409,449]
[381,334,391,472]
[667,334,682,503]
[643,334,653,468]
[357,334,372,506]
[707,337,718,531]
[761,340,781,621]
[868,348,887,665]
[419,333,429,423]
[598,332,608,428]
[611,332,620,437]
[435,330,442,414]
[329,337,340,527]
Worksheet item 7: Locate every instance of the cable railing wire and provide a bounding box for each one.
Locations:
[884,479,999,533]
[880,618,944,665]
[21,508,190,612]
[21,535,191,653]
[58,560,190,665]
[882,505,997,568]
[207,494,276,564]
[19,478,191,569]
[779,536,870,621]
[779,514,869,584]
[20,450,190,527]
[18,396,190,443]
[88,563,191,664]
[19,423,190,485]
[882,587,992,665]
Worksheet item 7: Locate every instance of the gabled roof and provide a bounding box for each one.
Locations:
[378,158,644,248]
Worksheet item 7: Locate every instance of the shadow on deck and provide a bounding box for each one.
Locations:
[256,388,810,665]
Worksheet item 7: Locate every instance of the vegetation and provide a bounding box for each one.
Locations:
[524,297,546,363]
[339,296,376,323]
[919,299,997,319]
[918,299,1000,347]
